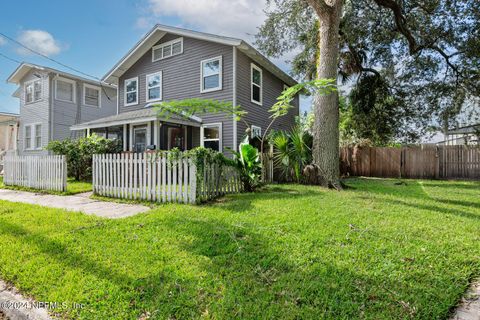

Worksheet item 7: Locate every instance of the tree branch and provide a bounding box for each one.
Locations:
[304,0,333,16]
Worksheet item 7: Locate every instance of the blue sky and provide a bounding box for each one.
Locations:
[0,0,310,115]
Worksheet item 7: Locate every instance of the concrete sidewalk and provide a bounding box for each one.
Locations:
[0,190,150,219]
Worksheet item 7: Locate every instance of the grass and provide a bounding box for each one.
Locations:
[0,178,478,319]
[0,176,92,195]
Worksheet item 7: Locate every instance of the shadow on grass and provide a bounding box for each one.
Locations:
[211,186,324,213]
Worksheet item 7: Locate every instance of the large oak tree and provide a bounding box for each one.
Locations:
[256,0,480,187]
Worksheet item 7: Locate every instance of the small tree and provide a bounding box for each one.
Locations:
[46,134,121,181]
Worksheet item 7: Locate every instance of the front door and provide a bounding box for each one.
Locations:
[134,127,147,153]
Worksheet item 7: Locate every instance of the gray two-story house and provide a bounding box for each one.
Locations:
[71,24,299,153]
[7,63,118,155]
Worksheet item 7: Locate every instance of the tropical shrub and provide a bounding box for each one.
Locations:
[46,134,122,181]
[229,136,262,192]
[271,126,312,183]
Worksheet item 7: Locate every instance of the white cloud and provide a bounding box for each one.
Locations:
[0,36,5,46]
[141,0,266,41]
[16,30,62,56]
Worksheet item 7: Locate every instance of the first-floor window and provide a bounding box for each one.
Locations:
[25,126,32,149]
[35,124,42,148]
[124,77,138,106]
[201,124,222,152]
[251,125,262,138]
[146,72,162,102]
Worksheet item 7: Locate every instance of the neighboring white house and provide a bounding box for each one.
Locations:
[0,111,19,152]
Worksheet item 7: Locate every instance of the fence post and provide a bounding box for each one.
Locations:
[189,158,196,204]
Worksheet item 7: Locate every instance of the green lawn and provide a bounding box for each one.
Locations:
[0,178,478,319]
[0,176,92,195]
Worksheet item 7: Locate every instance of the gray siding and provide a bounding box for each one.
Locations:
[236,50,299,144]
[17,71,117,155]
[52,78,117,141]
[118,33,235,152]
[18,70,50,155]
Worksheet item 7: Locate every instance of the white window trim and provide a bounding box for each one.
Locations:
[251,125,262,139]
[201,122,223,152]
[23,122,42,150]
[152,37,184,62]
[251,63,263,106]
[83,83,102,108]
[200,56,223,93]
[124,77,139,107]
[55,77,76,103]
[24,79,42,104]
[146,71,163,103]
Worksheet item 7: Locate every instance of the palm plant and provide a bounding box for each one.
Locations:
[272,126,312,183]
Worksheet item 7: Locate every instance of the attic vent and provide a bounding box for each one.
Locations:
[152,37,183,62]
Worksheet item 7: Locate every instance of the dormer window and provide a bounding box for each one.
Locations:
[152,38,183,61]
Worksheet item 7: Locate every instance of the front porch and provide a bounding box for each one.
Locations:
[71,108,206,153]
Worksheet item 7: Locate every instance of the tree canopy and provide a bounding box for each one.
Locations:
[256,0,480,142]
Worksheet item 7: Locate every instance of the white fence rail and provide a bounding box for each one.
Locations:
[92,153,243,204]
[3,155,67,192]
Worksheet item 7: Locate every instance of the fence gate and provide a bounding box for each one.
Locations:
[3,154,67,192]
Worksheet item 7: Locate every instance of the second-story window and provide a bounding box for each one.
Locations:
[84,84,101,108]
[152,38,183,61]
[251,64,263,105]
[25,79,42,104]
[124,77,138,106]
[55,78,76,103]
[146,72,162,102]
[201,56,222,93]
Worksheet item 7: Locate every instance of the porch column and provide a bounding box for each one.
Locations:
[147,122,152,147]
[153,121,159,150]
[12,124,18,150]
[86,128,90,136]
[4,125,9,150]
[123,124,128,151]
[184,126,188,150]
[129,124,134,151]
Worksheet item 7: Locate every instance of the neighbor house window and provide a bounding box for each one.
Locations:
[55,77,76,103]
[84,83,101,107]
[34,124,42,148]
[251,125,262,139]
[152,38,183,61]
[146,72,162,102]
[201,123,222,152]
[201,56,222,93]
[24,125,32,149]
[124,77,138,106]
[251,64,263,105]
[25,79,42,103]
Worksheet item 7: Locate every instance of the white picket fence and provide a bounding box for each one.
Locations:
[92,153,243,204]
[3,154,67,192]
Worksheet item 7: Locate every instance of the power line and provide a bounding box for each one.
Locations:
[0,31,114,101]
[0,51,22,64]
[0,32,104,83]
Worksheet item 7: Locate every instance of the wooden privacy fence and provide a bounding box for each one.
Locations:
[340,145,480,180]
[92,153,243,204]
[3,154,67,191]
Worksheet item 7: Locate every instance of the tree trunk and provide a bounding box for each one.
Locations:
[311,2,343,188]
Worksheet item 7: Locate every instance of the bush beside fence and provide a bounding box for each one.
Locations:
[92,152,243,204]
[3,154,67,192]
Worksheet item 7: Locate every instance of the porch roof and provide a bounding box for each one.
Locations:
[70,108,202,131]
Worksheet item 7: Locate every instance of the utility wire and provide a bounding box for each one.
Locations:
[0,32,114,101]
[0,51,22,64]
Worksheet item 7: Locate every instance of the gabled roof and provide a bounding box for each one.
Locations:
[7,62,116,88]
[103,24,297,87]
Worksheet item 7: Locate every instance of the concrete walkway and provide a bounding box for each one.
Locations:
[0,190,150,219]
[451,281,480,320]
[0,280,52,320]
